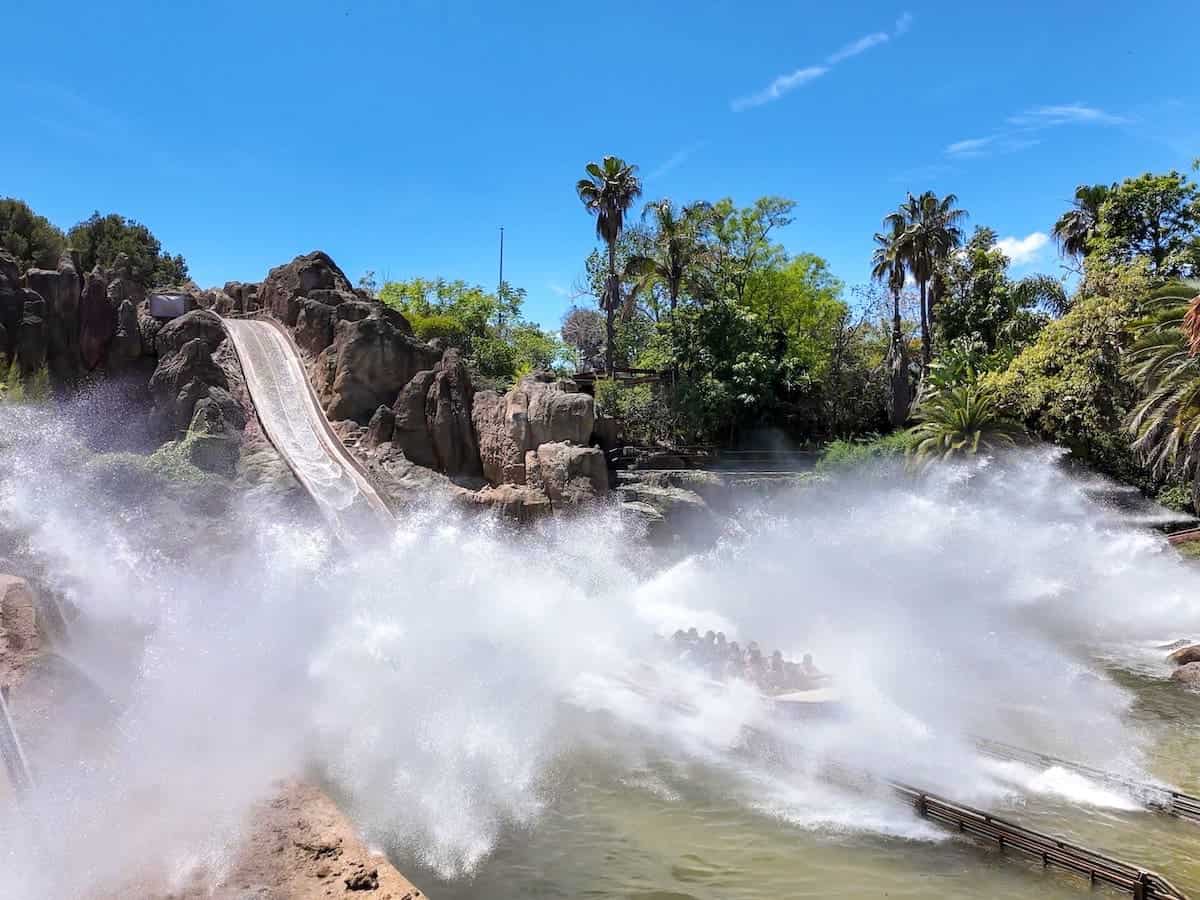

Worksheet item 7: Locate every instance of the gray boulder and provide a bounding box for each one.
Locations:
[1172,662,1200,686]
[316,314,438,423]
[148,338,231,437]
[79,269,115,370]
[525,441,608,507]
[185,396,243,476]
[365,404,396,448]
[259,251,355,326]
[472,373,597,485]
[15,290,48,374]
[26,258,81,377]
[154,309,225,357]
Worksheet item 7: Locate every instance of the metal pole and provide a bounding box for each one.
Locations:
[497,226,505,330]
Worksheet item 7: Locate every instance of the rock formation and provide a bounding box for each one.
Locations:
[316,314,438,423]
[259,251,357,326]
[25,255,82,377]
[388,349,481,479]
[472,373,597,486]
[525,441,608,507]
[79,269,116,370]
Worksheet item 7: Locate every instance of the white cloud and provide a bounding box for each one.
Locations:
[731,66,828,111]
[731,12,911,112]
[996,232,1049,266]
[547,282,570,298]
[1008,103,1128,127]
[827,32,889,64]
[946,136,995,157]
[648,141,706,179]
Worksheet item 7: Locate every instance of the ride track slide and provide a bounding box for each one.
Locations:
[221,315,395,538]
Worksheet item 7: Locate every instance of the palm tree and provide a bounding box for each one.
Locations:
[1125,281,1200,494]
[908,381,1025,467]
[624,199,712,322]
[1052,184,1110,261]
[871,219,912,426]
[886,191,967,369]
[577,156,643,375]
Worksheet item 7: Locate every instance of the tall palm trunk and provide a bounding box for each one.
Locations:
[918,278,931,369]
[888,286,910,427]
[605,241,617,376]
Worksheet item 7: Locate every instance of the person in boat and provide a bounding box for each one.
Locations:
[801,653,820,678]
[744,642,765,684]
[765,650,787,691]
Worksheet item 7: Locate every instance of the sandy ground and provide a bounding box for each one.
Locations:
[156,779,425,900]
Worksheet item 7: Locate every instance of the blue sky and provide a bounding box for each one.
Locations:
[4,0,1197,328]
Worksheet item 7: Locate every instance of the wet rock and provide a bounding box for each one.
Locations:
[1171,662,1200,686]
[316,314,437,423]
[468,483,553,522]
[358,442,467,511]
[0,574,38,656]
[79,269,116,370]
[1168,644,1200,666]
[525,441,608,507]
[0,251,22,359]
[148,338,231,437]
[185,394,244,476]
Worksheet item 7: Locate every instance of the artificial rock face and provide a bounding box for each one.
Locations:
[471,373,597,486]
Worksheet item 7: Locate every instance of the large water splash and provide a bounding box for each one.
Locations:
[0,403,1196,894]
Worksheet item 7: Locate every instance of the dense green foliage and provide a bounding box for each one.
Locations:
[0,198,66,270]
[0,198,187,289]
[908,381,1025,466]
[0,360,50,404]
[1125,280,1200,485]
[380,276,565,388]
[68,212,189,286]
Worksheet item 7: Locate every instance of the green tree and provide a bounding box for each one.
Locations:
[576,156,643,374]
[885,191,968,368]
[985,262,1150,479]
[1053,183,1110,261]
[67,211,189,286]
[0,198,65,271]
[625,198,712,321]
[703,196,795,304]
[1124,280,1200,497]
[936,227,1062,360]
[871,217,913,426]
[1092,171,1200,279]
[742,253,845,375]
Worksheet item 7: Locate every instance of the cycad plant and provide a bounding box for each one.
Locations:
[908,380,1025,466]
[1125,281,1200,487]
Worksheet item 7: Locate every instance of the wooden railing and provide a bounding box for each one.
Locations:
[891,782,1189,899]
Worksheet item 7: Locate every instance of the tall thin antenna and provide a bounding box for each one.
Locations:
[497,225,505,330]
